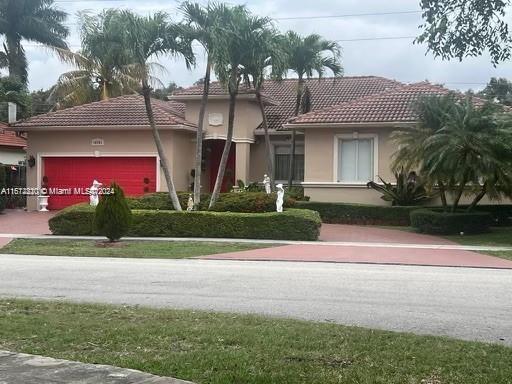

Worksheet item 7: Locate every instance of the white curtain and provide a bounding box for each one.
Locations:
[338,138,373,182]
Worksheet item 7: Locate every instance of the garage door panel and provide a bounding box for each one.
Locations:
[44,157,156,210]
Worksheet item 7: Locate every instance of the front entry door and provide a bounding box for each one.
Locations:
[208,140,236,192]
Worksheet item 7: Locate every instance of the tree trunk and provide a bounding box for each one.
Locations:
[466,183,487,212]
[288,77,304,188]
[209,70,237,209]
[142,83,182,211]
[6,36,26,84]
[451,175,468,213]
[438,180,448,211]
[193,57,211,209]
[256,90,275,191]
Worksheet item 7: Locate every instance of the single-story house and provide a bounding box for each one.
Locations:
[0,122,26,166]
[10,76,503,210]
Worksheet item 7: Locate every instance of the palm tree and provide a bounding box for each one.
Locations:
[0,0,69,85]
[120,10,195,211]
[0,76,30,121]
[279,31,342,188]
[50,10,139,108]
[393,95,512,212]
[240,28,286,191]
[208,6,272,208]
[180,1,230,209]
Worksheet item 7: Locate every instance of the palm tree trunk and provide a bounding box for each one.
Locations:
[142,83,182,211]
[451,175,468,213]
[5,36,27,84]
[256,90,275,191]
[209,70,237,209]
[288,77,303,188]
[438,180,448,211]
[466,183,487,212]
[193,57,211,209]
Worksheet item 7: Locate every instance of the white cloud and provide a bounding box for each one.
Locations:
[22,0,512,91]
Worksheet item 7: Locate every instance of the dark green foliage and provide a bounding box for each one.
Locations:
[286,186,310,201]
[410,209,493,235]
[416,0,511,65]
[94,183,132,241]
[366,170,430,206]
[478,77,512,106]
[0,165,6,212]
[296,201,416,226]
[127,192,295,213]
[49,206,321,241]
[471,205,512,226]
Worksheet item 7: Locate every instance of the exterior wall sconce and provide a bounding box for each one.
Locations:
[27,155,36,168]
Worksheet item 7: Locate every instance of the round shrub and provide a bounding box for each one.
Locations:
[94,183,133,241]
[410,209,493,235]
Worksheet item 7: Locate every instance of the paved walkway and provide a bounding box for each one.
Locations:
[0,350,193,383]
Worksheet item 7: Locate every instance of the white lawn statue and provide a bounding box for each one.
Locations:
[89,180,102,206]
[276,183,284,213]
[263,174,271,194]
[187,194,194,211]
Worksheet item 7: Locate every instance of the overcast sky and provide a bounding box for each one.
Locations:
[18,0,512,92]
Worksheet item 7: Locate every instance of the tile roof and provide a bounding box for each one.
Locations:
[11,95,193,129]
[173,76,404,131]
[287,82,470,126]
[0,123,26,148]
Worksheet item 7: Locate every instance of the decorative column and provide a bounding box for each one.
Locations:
[235,142,251,185]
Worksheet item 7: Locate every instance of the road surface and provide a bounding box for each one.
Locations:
[0,254,511,345]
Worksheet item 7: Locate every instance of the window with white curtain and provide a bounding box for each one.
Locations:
[274,144,304,181]
[337,138,374,182]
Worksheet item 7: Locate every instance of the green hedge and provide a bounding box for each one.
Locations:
[410,209,493,235]
[49,204,321,241]
[127,192,295,213]
[296,201,416,226]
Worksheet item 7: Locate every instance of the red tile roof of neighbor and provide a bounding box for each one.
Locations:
[173,76,404,130]
[0,123,26,148]
[286,82,487,126]
[11,95,193,129]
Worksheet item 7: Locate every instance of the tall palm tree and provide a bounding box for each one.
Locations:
[120,10,195,211]
[0,0,69,85]
[279,31,342,188]
[393,95,512,212]
[240,28,286,191]
[50,10,139,108]
[180,1,230,209]
[208,6,272,208]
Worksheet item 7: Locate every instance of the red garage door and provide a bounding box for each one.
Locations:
[44,157,157,210]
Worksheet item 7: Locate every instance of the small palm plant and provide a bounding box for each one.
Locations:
[94,183,132,242]
[367,170,431,206]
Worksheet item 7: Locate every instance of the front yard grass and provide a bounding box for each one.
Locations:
[0,299,511,384]
[443,227,512,261]
[0,239,270,259]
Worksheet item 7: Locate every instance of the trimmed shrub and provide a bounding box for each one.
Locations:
[127,192,295,213]
[49,205,321,241]
[470,205,512,226]
[296,201,416,226]
[94,183,132,241]
[410,209,493,235]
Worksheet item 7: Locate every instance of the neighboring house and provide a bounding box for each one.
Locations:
[12,76,495,210]
[0,122,26,166]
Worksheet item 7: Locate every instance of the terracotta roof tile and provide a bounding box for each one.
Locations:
[174,76,404,130]
[0,123,26,148]
[287,82,477,125]
[12,95,193,129]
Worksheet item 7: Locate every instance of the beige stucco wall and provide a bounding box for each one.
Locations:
[0,148,25,165]
[183,99,262,142]
[25,129,195,210]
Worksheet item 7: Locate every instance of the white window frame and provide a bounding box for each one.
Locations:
[332,133,378,184]
[272,141,305,183]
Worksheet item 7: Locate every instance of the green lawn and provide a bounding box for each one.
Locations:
[0,300,511,384]
[443,227,512,260]
[0,239,270,259]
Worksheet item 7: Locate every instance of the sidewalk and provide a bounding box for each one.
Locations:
[0,350,193,384]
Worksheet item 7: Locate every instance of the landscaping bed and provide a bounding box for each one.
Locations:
[49,205,322,241]
[0,239,270,259]
[411,209,493,235]
[1,299,511,384]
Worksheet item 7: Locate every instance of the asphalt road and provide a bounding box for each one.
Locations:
[1,254,511,345]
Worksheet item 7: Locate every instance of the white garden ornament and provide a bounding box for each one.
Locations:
[276,183,284,213]
[263,174,271,194]
[89,180,103,206]
[187,194,194,211]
